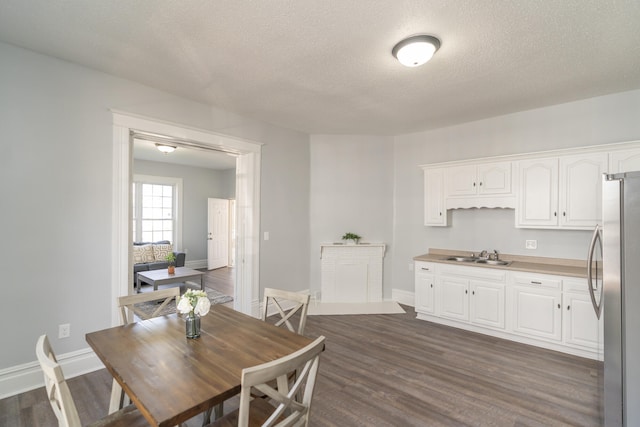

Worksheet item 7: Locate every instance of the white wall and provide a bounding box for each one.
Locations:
[0,41,309,374]
[391,89,640,293]
[309,135,395,297]
[133,160,235,262]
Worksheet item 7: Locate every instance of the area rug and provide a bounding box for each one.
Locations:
[307,301,406,316]
[134,288,233,319]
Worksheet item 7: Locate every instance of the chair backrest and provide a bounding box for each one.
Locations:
[117,287,181,324]
[36,335,82,427]
[238,336,325,427]
[261,288,311,335]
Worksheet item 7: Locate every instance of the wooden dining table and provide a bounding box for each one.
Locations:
[86,304,314,427]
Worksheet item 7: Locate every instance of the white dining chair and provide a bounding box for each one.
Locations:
[261,288,311,335]
[205,335,325,427]
[36,334,148,427]
[109,287,181,413]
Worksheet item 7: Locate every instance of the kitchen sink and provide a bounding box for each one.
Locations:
[441,257,511,266]
[474,259,511,266]
[442,256,479,262]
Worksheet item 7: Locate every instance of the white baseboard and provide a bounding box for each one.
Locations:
[0,347,103,399]
[392,288,414,307]
[185,259,208,269]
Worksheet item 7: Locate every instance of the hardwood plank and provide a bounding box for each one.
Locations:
[3,305,601,426]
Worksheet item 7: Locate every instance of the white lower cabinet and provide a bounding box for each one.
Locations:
[439,276,469,321]
[470,280,506,329]
[414,262,436,314]
[510,285,562,342]
[414,262,603,359]
[563,279,603,351]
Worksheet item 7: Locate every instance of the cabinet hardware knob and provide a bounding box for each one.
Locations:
[473,182,476,187]
[554,212,557,217]
[557,303,561,309]
[472,291,475,295]
[531,281,542,285]
[567,305,571,310]
[421,267,430,271]
[479,182,483,186]
[430,284,433,288]
[563,212,566,217]
[465,290,468,294]
[439,212,442,216]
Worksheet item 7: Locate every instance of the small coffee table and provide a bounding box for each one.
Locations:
[136,267,205,293]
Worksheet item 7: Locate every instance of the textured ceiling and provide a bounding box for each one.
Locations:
[1,0,639,135]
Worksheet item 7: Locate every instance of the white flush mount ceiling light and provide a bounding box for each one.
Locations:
[392,35,441,67]
[155,143,177,154]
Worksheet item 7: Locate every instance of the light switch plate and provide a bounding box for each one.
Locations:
[525,240,537,250]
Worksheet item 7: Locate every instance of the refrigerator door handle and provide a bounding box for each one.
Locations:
[587,225,603,319]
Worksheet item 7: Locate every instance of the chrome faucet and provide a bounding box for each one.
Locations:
[479,250,488,259]
[489,250,499,260]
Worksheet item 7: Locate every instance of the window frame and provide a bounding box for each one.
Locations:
[132,174,183,249]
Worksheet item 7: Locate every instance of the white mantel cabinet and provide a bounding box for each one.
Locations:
[320,244,386,303]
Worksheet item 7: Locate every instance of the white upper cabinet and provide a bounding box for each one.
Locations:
[610,147,640,173]
[559,153,607,228]
[423,167,447,226]
[516,153,607,229]
[447,161,512,197]
[516,157,559,227]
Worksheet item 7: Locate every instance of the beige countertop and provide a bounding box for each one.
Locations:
[414,248,588,279]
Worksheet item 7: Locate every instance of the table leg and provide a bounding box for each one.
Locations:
[136,275,140,293]
[200,275,204,291]
[153,280,158,291]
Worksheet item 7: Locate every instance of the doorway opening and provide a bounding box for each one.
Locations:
[111,111,261,325]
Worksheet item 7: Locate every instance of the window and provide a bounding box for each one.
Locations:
[132,175,182,245]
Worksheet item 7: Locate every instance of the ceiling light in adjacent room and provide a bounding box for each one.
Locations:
[392,35,441,67]
[155,143,177,154]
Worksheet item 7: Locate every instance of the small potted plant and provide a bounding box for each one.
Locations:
[166,252,176,274]
[342,232,361,245]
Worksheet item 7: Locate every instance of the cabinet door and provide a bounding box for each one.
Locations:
[415,270,436,314]
[470,280,505,329]
[511,285,562,341]
[424,168,447,226]
[563,291,603,350]
[610,148,640,173]
[559,153,607,229]
[516,158,559,227]
[439,276,469,321]
[477,161,512,195]
[446,165,477,197]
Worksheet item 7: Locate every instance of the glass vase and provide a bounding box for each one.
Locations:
[185,312,201,339]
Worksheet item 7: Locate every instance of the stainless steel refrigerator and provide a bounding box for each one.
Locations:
[588,171,640,426]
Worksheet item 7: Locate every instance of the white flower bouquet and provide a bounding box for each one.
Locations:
[177,289,211,317]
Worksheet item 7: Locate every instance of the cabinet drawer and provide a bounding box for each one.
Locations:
[511,273,561,289]
[415,261,436,273]
[440,264,507,282]
[563,278,589,293]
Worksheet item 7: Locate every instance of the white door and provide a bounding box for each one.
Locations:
[516,158,559,227]
[439,276,469,321]
[559,153,607,228]
[207,198,229,270]
[470,280,506,329]
[424,168,447,226]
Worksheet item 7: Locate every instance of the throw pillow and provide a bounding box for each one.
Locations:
[133,244,155,264]
[153,243,174,262]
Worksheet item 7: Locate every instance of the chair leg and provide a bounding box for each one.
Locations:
[108,379,130,414]
[202,402,224,426]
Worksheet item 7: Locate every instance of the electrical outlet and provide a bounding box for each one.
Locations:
[59,323,70,339]
[525,240,537,250]
[264,231,269,241]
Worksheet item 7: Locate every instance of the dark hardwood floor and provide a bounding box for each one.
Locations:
[1,305,602,426]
